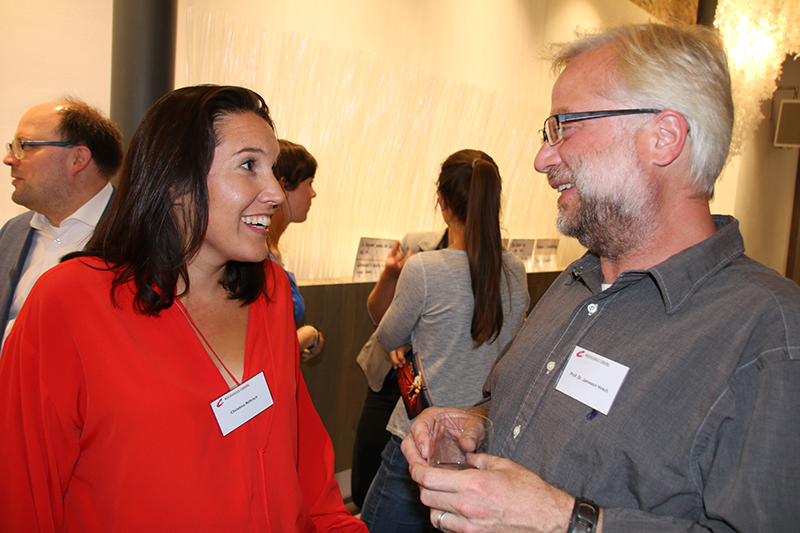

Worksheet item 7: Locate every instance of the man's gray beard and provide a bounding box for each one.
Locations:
[551,161,657,260]
[557,195,648,260]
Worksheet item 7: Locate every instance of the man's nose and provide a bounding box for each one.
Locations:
[533,142,561,174]
[3,149,18,167]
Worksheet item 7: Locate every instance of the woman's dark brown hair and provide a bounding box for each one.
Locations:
[274,139,317,191]
[68,85,276,315]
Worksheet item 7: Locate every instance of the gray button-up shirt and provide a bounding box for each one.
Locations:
[480,216,800,532]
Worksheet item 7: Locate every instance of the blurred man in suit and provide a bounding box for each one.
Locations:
[1,99,123,348]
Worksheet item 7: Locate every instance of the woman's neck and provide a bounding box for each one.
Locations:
[268,241,281,263]
[181,259,228,302]
[446,221,466,250]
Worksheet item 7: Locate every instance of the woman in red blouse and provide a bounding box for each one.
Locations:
[0,85,366,533]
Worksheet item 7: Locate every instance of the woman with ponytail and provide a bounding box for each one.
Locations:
[360,149,529,533]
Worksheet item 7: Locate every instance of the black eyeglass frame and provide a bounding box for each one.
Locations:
[540,108,662,146]
[6,139,79,160]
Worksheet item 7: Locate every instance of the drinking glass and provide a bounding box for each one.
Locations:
[428,410,493,470]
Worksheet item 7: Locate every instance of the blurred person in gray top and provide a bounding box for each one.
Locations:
[361,149,529,533]
[351,228,448,510]
[0,99,123,348]
[403,23,800,533]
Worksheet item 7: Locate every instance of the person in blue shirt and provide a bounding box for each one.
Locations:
[268,139,323,359]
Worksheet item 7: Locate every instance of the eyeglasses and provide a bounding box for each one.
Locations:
[540,109,661,146]
[5,139,79,160]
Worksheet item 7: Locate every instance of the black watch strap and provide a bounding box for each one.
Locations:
[568,497,600,533]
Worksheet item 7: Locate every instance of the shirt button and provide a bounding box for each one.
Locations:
[513,425,521,438]
[54,238,62,245]
[546,361,555,373]
[587,303,598,315]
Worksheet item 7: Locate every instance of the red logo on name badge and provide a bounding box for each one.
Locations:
[576,350,585,358]
[217,398,225,407]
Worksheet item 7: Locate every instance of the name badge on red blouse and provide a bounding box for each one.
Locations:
[210,371,273,436]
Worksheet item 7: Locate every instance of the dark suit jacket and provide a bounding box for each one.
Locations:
[0,191,114,330]
[0,212,36,330]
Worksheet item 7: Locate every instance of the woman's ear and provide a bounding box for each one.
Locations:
[437,190,447,212]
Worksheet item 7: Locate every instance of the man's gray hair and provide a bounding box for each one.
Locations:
[550,23,733,198]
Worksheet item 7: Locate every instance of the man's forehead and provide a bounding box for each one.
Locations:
[16,102,67,138]
[550,44,620,113]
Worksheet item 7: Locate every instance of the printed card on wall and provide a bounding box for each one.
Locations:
[534,239,559,272]
[352,237,397,282]
[508,239,536,272]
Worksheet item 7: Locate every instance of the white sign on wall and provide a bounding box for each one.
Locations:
[534,239,559,272]
[352,237,397,282]
[507,239,536,272]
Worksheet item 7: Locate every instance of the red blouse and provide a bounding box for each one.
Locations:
[0,258,366,533]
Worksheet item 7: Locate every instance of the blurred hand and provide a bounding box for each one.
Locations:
[390,344,412,369]
[383,241,413,281]
[367,241,414,323]
[298,325,324,359]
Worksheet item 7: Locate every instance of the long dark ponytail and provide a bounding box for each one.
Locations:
[437,149,505,347]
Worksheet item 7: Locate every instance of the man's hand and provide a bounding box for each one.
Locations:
[403,407,488,465]
[401,406,452,465]
[401,407,587,533]
[409,454,576,533]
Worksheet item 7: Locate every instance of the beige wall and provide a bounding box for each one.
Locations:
[729,57,800,273]
[175,0,653,279]
[0,0,114,225]
[176,0,650,97]
[2,0,797,277]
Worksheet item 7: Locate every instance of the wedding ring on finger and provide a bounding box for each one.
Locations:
[436,509,450,532]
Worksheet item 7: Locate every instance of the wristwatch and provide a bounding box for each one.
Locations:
[568,497,599,533]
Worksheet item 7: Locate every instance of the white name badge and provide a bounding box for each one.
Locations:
[210,371,273,436]
[555,346,629,415]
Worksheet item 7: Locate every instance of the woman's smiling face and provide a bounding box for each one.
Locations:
[195,111,284,269]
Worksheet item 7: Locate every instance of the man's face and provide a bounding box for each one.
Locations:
[534,45,658,259]
[3,102,73,220]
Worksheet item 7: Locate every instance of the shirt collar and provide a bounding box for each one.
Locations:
[648,215,744,313]
[569,215,745,313]
[569,253,603,292]
[30,182,114,231]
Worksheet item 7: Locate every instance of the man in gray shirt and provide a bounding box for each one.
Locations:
[403,23,800,533]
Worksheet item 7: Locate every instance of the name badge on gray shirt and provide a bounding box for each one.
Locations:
[556,346,629,415]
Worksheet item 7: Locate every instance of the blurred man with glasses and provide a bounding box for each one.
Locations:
[402,23,800,533]
[0,100,123,349]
